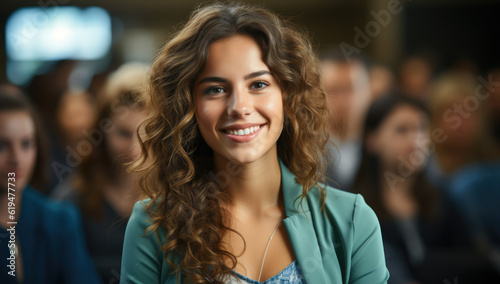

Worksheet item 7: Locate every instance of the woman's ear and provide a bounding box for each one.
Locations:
[365,130,379,154]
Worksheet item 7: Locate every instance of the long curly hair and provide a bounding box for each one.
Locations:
[132,2,330,283]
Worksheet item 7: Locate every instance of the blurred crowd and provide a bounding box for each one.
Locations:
[0,36,500,284]
[321,49,500,283]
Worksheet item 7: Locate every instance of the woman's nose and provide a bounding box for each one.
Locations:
[227,88,252,118]
[8,144,22,167]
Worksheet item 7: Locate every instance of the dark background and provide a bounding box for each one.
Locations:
[0,0,498,84]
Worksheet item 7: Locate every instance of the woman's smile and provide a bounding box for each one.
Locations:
[220,123,267,142]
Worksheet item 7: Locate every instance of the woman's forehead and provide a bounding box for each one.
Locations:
[200,35,268,77]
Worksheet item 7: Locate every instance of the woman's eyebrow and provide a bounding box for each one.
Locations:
[198,76,227,84]
[198,70,272,84]
[0,137,11,144]
[244,70,272,80]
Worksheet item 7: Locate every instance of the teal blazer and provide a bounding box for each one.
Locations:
[121,159,389,283]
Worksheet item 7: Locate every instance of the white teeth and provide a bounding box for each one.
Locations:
[226,125,261,136]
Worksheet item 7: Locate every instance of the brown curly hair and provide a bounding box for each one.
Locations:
[132,2,330,283]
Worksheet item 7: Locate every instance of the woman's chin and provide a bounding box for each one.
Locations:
[227,155,258,165]
[217,151,261,166]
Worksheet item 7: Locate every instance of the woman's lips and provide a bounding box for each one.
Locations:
[220,124,266,143]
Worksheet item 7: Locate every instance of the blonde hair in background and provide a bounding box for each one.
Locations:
[428,72,498,172]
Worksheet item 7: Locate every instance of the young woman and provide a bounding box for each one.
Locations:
[0,89,101,284]
[121,3,389,284]
[351,93,494,283]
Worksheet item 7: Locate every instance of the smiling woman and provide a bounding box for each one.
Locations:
[121,2,389,284]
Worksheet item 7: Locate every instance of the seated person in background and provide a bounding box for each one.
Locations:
[351,93,498,283]
[426,73,500,273]
[0,89,101,284]
[51,63,149,283]
[50,89,96,186]
[319,48,372,191]
[447,161,500,273]
[425,72,500,191]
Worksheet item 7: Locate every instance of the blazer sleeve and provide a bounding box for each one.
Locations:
[121,201,163,284]
[349,195,390,284]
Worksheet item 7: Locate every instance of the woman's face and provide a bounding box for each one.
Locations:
[106,107,147,166]
[194,34,284,164]
[0,111,37,191]
[57,92,95,144]
[367,105,429,171]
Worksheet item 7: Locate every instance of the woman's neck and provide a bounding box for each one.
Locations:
[104,173,138,217]
[106,164,136,191]
[215,151,282,217]
[380,164,416,193]
[380,165,418,219]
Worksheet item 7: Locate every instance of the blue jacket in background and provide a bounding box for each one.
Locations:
[0,186,102,284]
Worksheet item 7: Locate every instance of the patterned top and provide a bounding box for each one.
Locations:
[226,260,306,284]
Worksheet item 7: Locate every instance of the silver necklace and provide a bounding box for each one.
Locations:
[258,215,283,282]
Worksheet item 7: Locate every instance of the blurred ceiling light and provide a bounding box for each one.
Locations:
[5,6,111,61]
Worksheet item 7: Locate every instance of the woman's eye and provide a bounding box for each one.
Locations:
[117,128,133,139]
[22,140,33,150]
[250,81,269,90]
[395,125,408,134]
[203,86,225,95]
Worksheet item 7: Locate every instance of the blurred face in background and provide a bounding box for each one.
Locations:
[370,65,395,100]
[367,104,429,172]
[57,92,95,145]
[322,60,371,138]
[322,62,353,125]
[105,106,146,167]
[434,98,481,151]
[400,57,432,99]
[0,111,37,191]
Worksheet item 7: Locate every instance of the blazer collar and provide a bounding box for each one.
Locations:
[278,158,329,283]
[279,158,310,217]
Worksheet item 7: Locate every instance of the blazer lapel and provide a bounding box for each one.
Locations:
[279,159,329,284]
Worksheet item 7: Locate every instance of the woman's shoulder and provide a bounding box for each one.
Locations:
[122,199,175,283]
[308,184,371,213]
[307,185,389,282]
[125,199,166,245]
[307,184,380,235]
[128,199,155,227]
